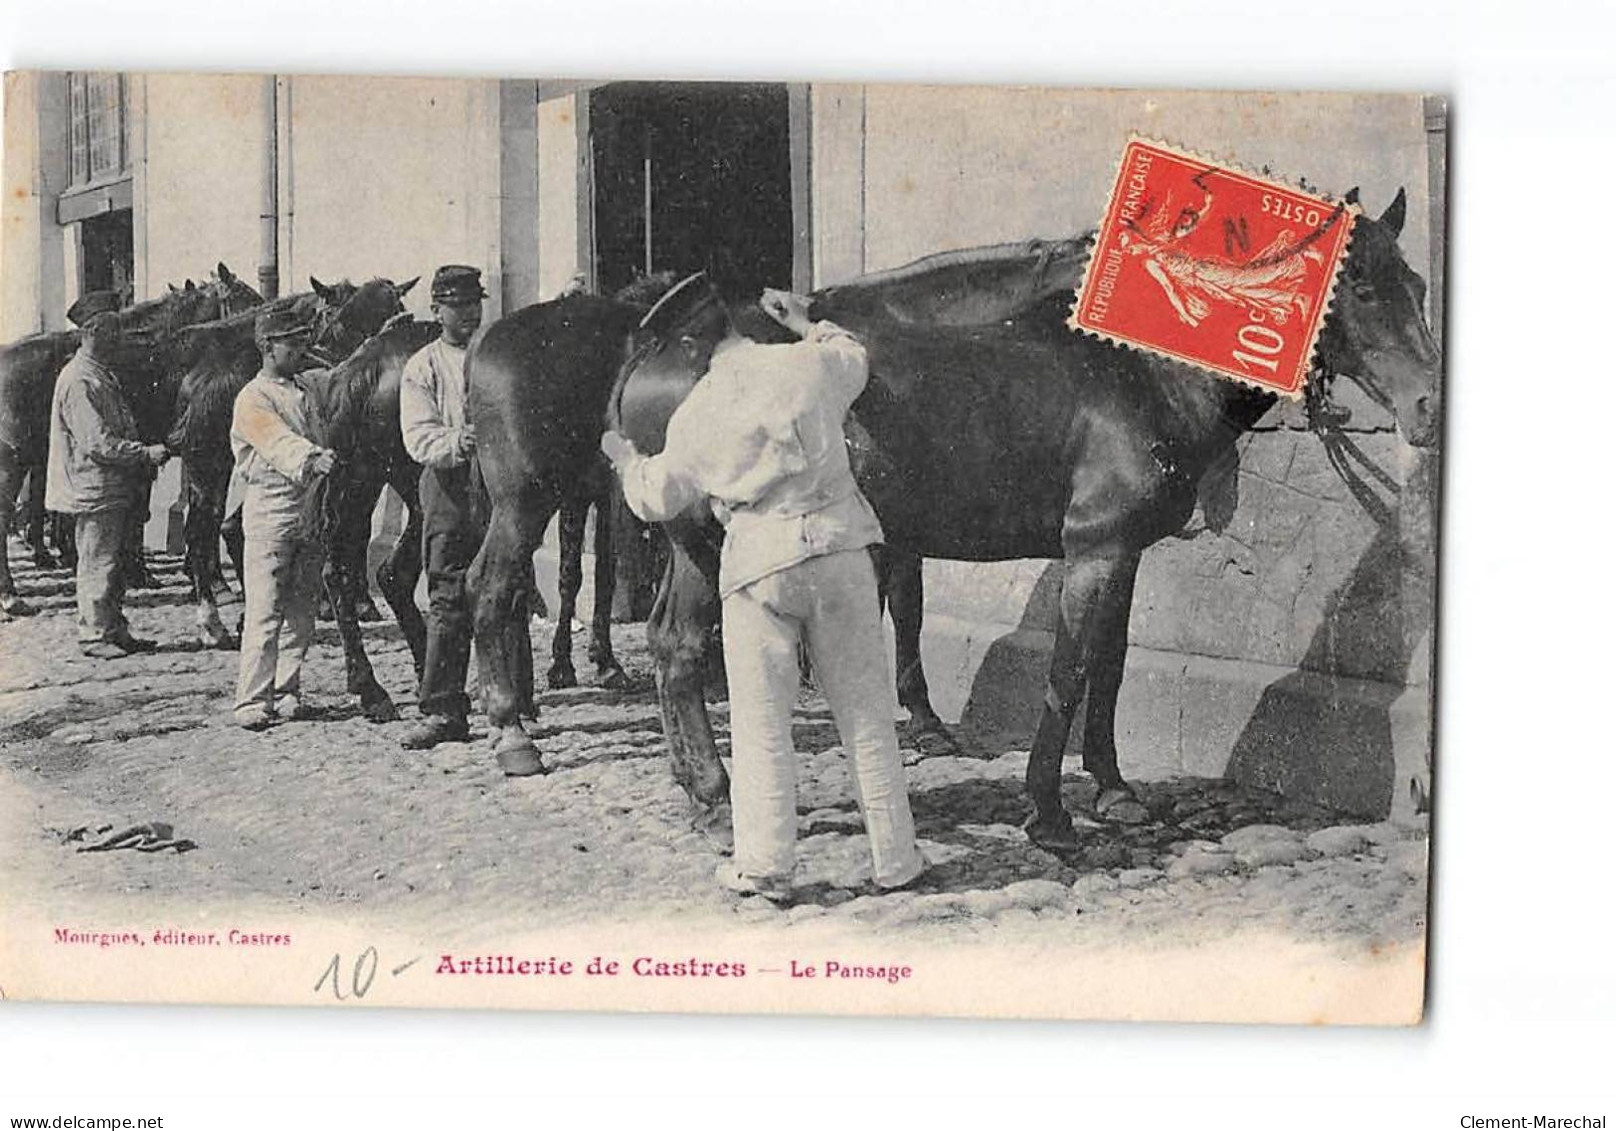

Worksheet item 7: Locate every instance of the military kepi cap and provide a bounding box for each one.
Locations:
[638,272,722,337]
[430,265,488,303]
[255,307,311,342]
[66,290,121,327]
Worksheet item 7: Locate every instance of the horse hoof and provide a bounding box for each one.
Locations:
[547,666,577,690]
[494,731,546,777]
[597,665,630,691]
[199,630,237,651]
[692,802,734,856]
[902,717,967,758]
[357,602,382,623]
[1022,812,1081,855]
[0,596,35,618]
[1094,787,1150,826]
[362,698,400,723]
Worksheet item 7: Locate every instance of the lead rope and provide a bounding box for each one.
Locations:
[1306,370,1398,527]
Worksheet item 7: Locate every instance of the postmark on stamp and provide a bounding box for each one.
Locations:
[1069,137,1357,396]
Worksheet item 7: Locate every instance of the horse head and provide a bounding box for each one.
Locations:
[309,276,417,361]
[209,261,263,321]
[113,266,264,416]
[1315,189,1442,447]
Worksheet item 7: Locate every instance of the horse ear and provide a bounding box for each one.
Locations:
[396,276,419,297]
[185,279,196,292]
[1379,188,1407,238]
[311,277,331,299]
[168,283,180,294]
[1344,186,1360,206]
[217,262,235,283]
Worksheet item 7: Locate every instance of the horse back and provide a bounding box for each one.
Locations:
[470,295,643,495]
[842,315,1248,560]
[0,333,76,456]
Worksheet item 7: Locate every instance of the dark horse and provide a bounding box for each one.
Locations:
[0,266,262,617]
[293,315,441,720]
[463,281,690,763]
[165,276,417,646]
[607,190,1440,852]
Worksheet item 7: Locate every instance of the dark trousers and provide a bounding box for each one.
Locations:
[419,465,479,719]
[418,464,532,720]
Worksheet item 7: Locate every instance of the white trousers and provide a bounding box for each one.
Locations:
[721,549,921,885]
[234,532,324,717]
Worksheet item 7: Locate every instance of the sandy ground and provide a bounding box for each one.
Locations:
[0,549,1429,993]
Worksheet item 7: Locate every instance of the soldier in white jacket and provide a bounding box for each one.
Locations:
[601,274,926,901]
[229,308,336,730]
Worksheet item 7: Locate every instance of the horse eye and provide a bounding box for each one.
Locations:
[1351,280,1378,302]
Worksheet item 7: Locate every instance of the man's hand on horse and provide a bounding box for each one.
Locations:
[456,428,477,459]
[599,430,638,469]
[143,444,171,467]
[309,448,338,477]
[760,288,813,338]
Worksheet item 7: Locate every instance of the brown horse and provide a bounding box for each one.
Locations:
[165,277,417,646]
[609,191,1440,852]
[0,265,261,617]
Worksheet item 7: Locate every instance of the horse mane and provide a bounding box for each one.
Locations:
[168,354,254,454]
[295,316,439,547]
[833,234,1094,290]
[170,292,314,359]
[612,271,682,309]
[305,316,440,451]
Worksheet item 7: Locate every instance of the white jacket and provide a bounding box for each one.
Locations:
[618,321,884,597]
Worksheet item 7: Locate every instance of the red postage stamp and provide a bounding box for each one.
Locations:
[1069,138,1357,396]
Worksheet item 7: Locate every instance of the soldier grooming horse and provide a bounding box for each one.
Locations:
[600,191,1438,853]
[166,276,417,646]
[0,265,261,618]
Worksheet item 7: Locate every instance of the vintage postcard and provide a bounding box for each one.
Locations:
[0,75,1442,1023]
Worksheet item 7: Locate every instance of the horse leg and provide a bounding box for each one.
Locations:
[650,525,731,829]
[184,461,233,648]
[53,510,76,571]
[1023,548,1140,854]
[1077,551,1149,824]
[880,546,961,756]
[0,445,32,616]
[547,498,583,688]
[327,475,396,721]
[588,493,628,689]
[469,493,552,774]
[22,466,56,569]
[221,503,245,590]
[121,476,155,589]
[349,500,382,622]
[377,468,426,676]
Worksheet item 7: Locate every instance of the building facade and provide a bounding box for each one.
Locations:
[2,74,1444,816]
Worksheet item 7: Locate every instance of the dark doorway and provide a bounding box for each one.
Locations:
[79,209,135,306]
[587,82,794,302]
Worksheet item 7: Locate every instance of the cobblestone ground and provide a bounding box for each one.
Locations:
[0,550,1428,950]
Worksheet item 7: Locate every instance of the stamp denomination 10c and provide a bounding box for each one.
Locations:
[1069,137,1357,396]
